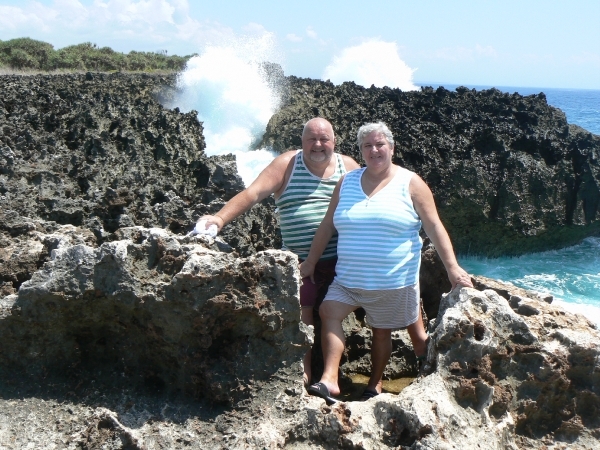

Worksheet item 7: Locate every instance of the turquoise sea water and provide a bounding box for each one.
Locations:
[425,84,600,325]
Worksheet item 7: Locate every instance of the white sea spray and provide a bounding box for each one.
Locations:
[323,40,418,91]
[172,33,282,186]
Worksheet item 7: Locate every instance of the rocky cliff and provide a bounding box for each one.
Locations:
[0,73,280,296]
[1,73,599,449]
[260,78,600,256]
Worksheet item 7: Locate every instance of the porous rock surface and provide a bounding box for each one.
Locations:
[1,72,599,448]
[0,73,280,294]
[1,242,598,448]
[260,78,600,256]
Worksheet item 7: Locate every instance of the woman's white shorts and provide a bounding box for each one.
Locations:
[323,280,420,329]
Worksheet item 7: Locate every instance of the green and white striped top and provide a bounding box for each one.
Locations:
[275,150,347,260]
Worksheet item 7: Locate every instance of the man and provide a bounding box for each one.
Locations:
[199,118,360,385]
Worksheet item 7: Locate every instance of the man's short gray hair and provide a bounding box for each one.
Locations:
[356,122,394,148]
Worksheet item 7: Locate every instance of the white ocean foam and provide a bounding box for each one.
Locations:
[461,237,600,329]
[172,34,282,186]
[231,148,278,188]
[176,40,279,156]
[172,36,421,186]
[323,40,418,91]
[554,298,600,328]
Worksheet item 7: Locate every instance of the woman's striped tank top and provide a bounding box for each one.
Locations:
[333,166,423,290]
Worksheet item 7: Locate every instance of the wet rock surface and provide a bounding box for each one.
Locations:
[260,78,600,256]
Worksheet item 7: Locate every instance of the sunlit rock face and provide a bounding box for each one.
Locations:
[0,227,306,405]
[1,237,598,448]
[282,283,599,450]
[261,78,600,257]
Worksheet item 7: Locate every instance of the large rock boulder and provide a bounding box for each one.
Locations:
[0,226,305,406]
[259,78,600,256]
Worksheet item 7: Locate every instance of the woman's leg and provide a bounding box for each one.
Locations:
[316,300,357,396]
[406,308,428,357]
[367,327,393,393]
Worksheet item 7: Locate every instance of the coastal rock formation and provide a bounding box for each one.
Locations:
[1,240,598,448]
[0,73,280,292]
[260,78,600,256]
[1,72,599,448]
[0,227,306,406]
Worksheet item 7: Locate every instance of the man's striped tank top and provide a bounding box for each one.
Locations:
[275,150,346,260]
[334,166,423,290]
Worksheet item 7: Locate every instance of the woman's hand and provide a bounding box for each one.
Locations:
[447,265,474,290]
[299,260,316,284]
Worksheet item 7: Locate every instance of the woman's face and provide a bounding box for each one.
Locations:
[361,132,393,169]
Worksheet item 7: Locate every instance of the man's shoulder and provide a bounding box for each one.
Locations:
[269,149,298,167]
[338,153,361,170]
[275,149,300,163]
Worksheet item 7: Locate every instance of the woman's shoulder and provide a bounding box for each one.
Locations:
[347,166,365,175]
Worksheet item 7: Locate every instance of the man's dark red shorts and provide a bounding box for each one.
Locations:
[299,257,337,308]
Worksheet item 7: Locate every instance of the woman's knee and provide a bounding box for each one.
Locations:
[319,300,354,321]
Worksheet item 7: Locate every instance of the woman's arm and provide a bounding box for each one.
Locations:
[298,177,343,283]
[410,174,473,289]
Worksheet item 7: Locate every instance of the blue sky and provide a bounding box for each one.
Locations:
[1,0,599,89]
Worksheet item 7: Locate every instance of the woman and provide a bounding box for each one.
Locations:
[299,122,473,404]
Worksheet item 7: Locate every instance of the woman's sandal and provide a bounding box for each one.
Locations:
[360,388,380,401]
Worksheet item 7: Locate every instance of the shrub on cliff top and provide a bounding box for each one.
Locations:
[0,37,193,72]
[0,38,54,69]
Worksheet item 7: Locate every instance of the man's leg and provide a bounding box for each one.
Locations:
[300,258,336,387]
[301,306,314,386]
[406,308,428,356]
[315,300,357,397]
[366,327,392,393]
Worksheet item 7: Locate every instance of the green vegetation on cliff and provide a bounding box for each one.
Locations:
[0,37,194,72]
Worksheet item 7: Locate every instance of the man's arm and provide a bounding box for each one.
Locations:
[410,174,473,289]
[199,151,296,232]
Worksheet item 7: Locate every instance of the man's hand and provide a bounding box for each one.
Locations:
[199,214,225,232]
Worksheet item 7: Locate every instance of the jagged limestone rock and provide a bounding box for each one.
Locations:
[0,226,306,406]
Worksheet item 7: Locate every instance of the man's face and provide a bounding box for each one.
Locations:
[301,120,335,163]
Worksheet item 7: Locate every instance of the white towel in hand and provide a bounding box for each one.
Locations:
[190,219,218,237]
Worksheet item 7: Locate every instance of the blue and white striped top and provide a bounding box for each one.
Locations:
[275,150,346,260]
[334,167,423,290]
